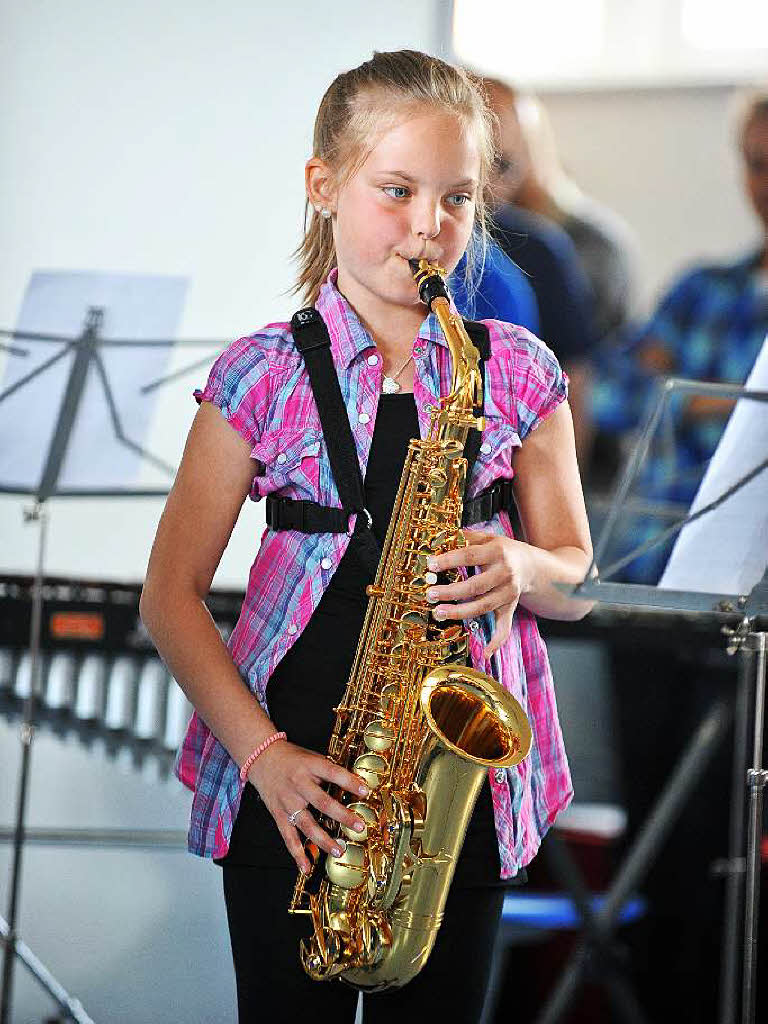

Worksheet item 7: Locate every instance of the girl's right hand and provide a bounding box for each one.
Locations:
[247,740,371,874]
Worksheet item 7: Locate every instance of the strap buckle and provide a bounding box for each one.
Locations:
[348,507,373,536]
[267,495,306,531]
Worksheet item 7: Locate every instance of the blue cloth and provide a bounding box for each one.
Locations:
[593,249,768,582]
[450,238,539,332]
[491,204,596,364]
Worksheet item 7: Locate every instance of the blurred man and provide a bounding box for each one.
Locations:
[481,76,598,469]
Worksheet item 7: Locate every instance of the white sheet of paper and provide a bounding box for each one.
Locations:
[0,271,187,492]
[659,335,768,595]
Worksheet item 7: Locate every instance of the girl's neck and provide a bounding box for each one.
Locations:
[335,268,426,361]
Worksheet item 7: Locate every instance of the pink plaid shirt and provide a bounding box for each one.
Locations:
[176,269,573,878]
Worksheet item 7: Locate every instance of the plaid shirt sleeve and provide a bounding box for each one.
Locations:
[510,328,569,441]
[193,334,271,450]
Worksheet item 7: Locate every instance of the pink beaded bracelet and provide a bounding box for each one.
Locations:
[239,731,287,782]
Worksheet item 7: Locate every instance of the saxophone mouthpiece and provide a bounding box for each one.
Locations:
[409,258,450,311]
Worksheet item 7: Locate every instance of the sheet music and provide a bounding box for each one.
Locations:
[659,335,768,595]
[0,270,187,491]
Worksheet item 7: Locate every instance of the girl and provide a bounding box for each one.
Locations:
[140,49,593,1023]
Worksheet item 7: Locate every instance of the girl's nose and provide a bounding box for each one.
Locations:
[412,200,441,241]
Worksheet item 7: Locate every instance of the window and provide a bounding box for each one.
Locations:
[450,0,768,90]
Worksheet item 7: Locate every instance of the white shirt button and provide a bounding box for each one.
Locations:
[276,452,288,464]
[469,621,480,632]
[480,442,492,455]
[358,412,370,424]
[494,768,506,784]
[367,354,379,366]
[287,623,297,635]
[321,557,332,570]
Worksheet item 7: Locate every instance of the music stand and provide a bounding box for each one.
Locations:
[536,373,768,1024]
[0,272,222,1024]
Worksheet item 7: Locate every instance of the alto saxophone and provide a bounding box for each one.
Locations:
[289,259,532,990]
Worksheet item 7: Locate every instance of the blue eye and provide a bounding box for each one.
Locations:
[446,194,470,207]
[383,186,410,199]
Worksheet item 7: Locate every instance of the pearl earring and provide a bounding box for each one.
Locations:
[321,208,331,220]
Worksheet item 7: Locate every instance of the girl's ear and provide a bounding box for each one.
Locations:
[306,158,338,215]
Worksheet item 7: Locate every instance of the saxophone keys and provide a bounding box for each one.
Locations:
[341,802,378,841]
[366,846,393,901]
[401,610,428,630]
[325,841,367,889]
[363,720,395,753]
[353,752,388,790]
[380,683,397,715]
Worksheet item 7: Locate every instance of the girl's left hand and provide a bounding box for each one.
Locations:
[425,528,532,659]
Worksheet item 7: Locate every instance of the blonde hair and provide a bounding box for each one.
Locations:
[294,50,497,304]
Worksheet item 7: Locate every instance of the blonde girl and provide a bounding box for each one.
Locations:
[141,49,592,1023]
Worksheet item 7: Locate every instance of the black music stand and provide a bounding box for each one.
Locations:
[537,375,768,1024]
[0,301,220,1024]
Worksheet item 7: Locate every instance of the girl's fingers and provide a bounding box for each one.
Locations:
[277,821,312,875]
[309,786,367,836]
[315,756,371,799]
[431,585,514,623]
[426,565,502,606]
[484,603,516,659]
[290,807,346,859]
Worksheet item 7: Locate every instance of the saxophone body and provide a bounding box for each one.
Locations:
[288,260,532,991]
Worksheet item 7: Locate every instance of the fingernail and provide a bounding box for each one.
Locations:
[427,557,438,571]
[353,819,365,832]
[331,843,344,857]
[358,785,370,796]
[433,609,445,621]
[426,588,437,602]
[302,863,311,875]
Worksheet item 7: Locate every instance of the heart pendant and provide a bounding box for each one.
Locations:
[381,376,401,394]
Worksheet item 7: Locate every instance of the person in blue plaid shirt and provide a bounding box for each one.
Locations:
[600,88,768,1023]
[593,87,768,584]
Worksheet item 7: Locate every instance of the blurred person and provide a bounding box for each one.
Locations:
[593,86,768,585]
[592,87,768,1023]
[451,236,540,331]
[501,86,636,349]
[481,76,598,470]
[140,50,593,1024]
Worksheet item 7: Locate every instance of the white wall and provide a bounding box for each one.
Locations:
[0,0,441,590]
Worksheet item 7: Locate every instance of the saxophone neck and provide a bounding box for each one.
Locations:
[408,258,484,443]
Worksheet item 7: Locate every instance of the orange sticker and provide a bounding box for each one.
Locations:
[49,611,105,641]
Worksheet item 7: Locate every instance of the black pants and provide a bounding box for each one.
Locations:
[222,864,504,1023]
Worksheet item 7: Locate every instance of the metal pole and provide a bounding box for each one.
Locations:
[741,632,767,1024]
[719,647,752,1024]
[1,503,48,1024]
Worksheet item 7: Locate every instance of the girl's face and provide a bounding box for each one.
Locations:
[330,107,481,317]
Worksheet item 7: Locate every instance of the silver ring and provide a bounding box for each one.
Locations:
[287,807,305,827]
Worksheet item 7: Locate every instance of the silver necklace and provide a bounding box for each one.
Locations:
[381,354,413,394]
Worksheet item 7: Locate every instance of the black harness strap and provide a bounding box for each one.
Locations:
[265,310,514,559]
[288,307,380,576]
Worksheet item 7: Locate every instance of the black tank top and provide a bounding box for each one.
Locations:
[218,392,514,887]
